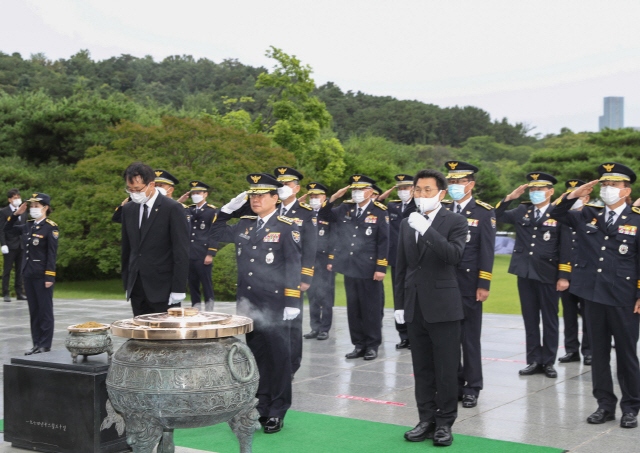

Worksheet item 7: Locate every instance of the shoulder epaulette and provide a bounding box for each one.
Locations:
[278,215,293,225]
[476,200,493,210]
[441,199,453,204]
[240,215,258,220]
[344,200,355,204]
[207,204,217,209]
[389,199,401,203]
[46,219,58,226]
[586,203,604,208]
[632,207,640,215]
[189,204,196,207]
[27,219,34,223]
[299,202,313,210]
[373,201,388,210]
[521,201,532,204]
[181,203,189,208]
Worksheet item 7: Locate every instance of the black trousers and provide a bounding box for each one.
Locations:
[307,263,335,332]
[130,276,177,317]
[2,247,24,296]
[458,295,483,396]
[24,277,54,349]
[391,266,409,341]
[344,275,383,351]
[290,295,303,374]
[247,313,292,419]
[517,277,559,365]
[407,301,461,427]
[561,290,590,356]
[585,300,640,415]
[188,259,214,305]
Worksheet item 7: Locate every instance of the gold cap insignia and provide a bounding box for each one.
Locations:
[569,181,578,187]
[155,171,162,177]
[251,175,261,183]
[398,176,405,180]
[353,176,361,182]
[278,168,287,175]
[448,162,458,169]
[603,164,615,172]
[309,184,316,188]
[191,182,198,187]
[530,174,539,180]
[32,194,38,198]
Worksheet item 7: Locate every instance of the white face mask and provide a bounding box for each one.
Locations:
[309,198,323,210]
[130,190,151,204]
[570,199,584,210]
[600,186,622,206]
[398,189,412,203]
[277,185,294,200]
[191,194,204,204]
[415,191,442,214]
[11,198,21,207]
[156,187,167,196]
[352,190,366,204]
[29,208,43,219]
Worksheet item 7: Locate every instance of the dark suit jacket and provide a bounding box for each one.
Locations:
[394,207,468,323]
[121,193,190,303]
[0,205,26,250]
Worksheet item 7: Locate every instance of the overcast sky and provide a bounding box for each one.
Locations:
[3,0,640,136]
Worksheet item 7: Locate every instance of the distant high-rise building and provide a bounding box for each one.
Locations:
[598,97,624,131]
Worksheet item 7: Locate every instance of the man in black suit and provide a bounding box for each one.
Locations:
[394,169,468,447]
[120,163,190,316]
[0,188,27,301]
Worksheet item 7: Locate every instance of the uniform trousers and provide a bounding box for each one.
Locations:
[188,259,214,306]
[23,277,54,349]
[290,296,303,374]
[130,276,176,317]
[307,263,335,332]
[344,275,383,351]
[2,247,24,296]
[585,300,640,415]
[517,277,559,365]
[391,266,409,341]
[458,295,483,397]
[407,300,461,427]
[561,291,591,356]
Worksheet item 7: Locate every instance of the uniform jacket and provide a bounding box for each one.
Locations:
[394,207,468,323]
[4,216,58,282]
[188,203,219,261]
[443,198,496,295]
[553,197,640,307]
[209,211,302,317]
[121,193,190,303]
[387,198,416,267]
[0,205,26,250]
[314,211,333,269]
[495,199,572,285]
[278,199,318,285]
[320,199,390,279]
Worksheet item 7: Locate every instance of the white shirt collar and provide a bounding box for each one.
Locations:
[425,203,443,221]
[454,197,472,213]
[356,199,372,212]
[139,189,160,226]
[281,199,296,213]
[605,203,626,222]
[259,208,278,225]
[533,202,550,217]
[9,204,16,212]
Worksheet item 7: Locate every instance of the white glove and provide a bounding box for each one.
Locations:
[1,246,8,254]
[408,212,429,235]
[221,191,248,214]
[394,310,405,324]
[283,307,300,321]
[168,292,186,305]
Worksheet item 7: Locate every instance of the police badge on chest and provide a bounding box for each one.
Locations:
[543,231,551,241]
[266,252,274,264]
[366,226,372,236]
[620,244,629,255]
[200,222,206,229]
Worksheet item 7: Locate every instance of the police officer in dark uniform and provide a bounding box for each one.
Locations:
[303,182,335,340]
[187,180,219,312]
[386,174,416,349]
[0,188,27,302]
[4,193,59,355]
[320,175,390,360]
[442,161,496,408]
[558,179,592,365]
[554,163,640,429]
[273,167,318,376]
[209,173,302,434]
[495,172,571,378]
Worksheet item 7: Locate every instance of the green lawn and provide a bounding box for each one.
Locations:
[51,255,527,315]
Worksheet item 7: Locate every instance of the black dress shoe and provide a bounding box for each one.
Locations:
[258,416,268,426]
[620,413,638,428]
[3,295,10,302]
[16,294,27,300]
[558,352,580,363]
[584,355,592,366]
[519,362,543,375]
[317,331,329,340]
[587,408,615,424]
[404,421,435,442]
[462,395,478,408]
[543,364,557,378]
[25,346,39,355]
[303,330,319,339]
[263,417,283,434]
[433,425,453,446]
[345,348,365,359]
[396,339,410,349]
[364,349,377,360]
[33,347,51,354]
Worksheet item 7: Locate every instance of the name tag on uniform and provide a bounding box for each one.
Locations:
[364,215,377,223]
[319,220,329,225]
[619,225,637,236]
[263,232,281,242]
[467,219,479,227]
[543,219,557,227]
[312,217,317,226]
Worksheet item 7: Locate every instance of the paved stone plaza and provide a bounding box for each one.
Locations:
[1,298,638,452]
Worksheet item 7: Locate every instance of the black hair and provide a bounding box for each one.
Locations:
[123,162,155,185]
[414,169,448,191]
[7,188,20,198]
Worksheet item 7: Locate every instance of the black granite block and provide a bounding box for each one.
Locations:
[3,350,129,453]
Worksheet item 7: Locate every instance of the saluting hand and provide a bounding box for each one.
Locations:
[377,186,395,201]
[330,185,351,203]
[298,193,309,203]
[505,184,529,202]
[15,202,27,216]
[567,180,598,200]
[120,197,130,206]
[177,192,190,204]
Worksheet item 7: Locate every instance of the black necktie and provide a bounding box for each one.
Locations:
[456,204,462,214]
[140,204,148,230]
[256,218,265,231]
[535,209,541,223]
[606,211,616,232]
[356,207,362,218]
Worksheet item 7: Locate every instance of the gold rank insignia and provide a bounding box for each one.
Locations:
[603,164,615,172]
[569,181,578,187]
[155,171,162,177]
[278,168,287,174]
[191,182,198,187]
[309,183,316,188]
[448,162,458,169]
[251,175,261,183]
[353,176,361,182]
[397,175,405,180]
[530,174,539,180]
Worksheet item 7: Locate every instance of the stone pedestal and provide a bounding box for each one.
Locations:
[3,350,129,453]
